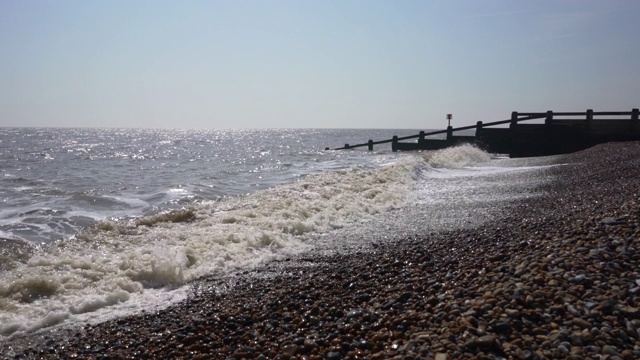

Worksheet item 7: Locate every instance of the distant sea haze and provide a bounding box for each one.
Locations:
[0,127,550,337]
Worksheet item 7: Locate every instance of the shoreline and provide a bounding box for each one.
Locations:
[2,142,640,359]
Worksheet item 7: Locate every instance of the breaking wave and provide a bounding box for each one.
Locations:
[0,155,430,336]
[425,144,491,168]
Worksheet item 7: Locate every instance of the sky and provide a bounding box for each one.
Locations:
[1,1,639,129]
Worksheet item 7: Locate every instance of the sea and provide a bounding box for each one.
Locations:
[0,127,554,339]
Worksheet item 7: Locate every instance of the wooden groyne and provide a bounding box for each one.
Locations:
[327,109,640,157]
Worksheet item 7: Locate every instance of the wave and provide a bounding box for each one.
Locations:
[424,144,491,168]
[0,155,431,336]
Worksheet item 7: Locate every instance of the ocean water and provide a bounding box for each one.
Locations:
[0,127,552,338]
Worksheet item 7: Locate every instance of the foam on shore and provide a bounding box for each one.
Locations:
[0,154,429,336]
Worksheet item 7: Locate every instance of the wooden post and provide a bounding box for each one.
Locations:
[586,109,593,135]
[418,131,425,147]
[633,108,639,135]
[446,126,453,141]
[509,112,518,156]
[344,144,350,149]
[391,136,398,152]
[476,121,483,137]
[545,111,553,125]
[509,111,518,129]
[368,140,373,151]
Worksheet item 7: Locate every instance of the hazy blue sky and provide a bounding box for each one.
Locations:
[1,1,639,129]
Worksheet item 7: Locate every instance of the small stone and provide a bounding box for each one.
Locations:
[304,338,318,350]
[557,344,570,354]
[571,346,584,354]
[614,328,629,342]
[599,299,616,314]
[584,345,600,353]
[233,350,248,358]
[518,349,535,360]
[398,291,413,303]
[568,333,584,346]
[435,353,449,360]
[624,319,638,339]
[566,304,581,316]
[531,327,548,336]
[381,300,396,310]
[346,310,362,319]
[621,349,634,360]
[412,332,430,342]
[493,322,511,334]
[621,306,639,319]
[602,345,622,357]
[326,351,341,360]
[549,305,565,315]
[601,217,620,225]
[475,335,496,348]
[454,289,464,299]
[281,344,298,357]
[572,318,591,329]
[476,323,487,336]
[505,308,520,319]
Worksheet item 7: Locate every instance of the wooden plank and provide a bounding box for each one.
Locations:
[515,113,546,117]
[535,111,631,116]
[550,112,586,116]
[479,119,513,127]
[590,118,636,122]
[592,111,632,116]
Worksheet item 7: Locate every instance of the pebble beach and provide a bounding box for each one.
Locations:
[2,142,640,359]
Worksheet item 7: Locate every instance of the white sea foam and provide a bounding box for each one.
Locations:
[26,311,69,333]
[425,144,491,168]
[0,155,426,336]
[69,291,130,314]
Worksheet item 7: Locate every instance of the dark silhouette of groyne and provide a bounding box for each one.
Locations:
[328,109,640,157]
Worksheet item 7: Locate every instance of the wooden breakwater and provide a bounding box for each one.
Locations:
[327,109,640,158]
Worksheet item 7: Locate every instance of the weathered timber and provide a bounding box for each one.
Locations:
[329,109,640,158]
